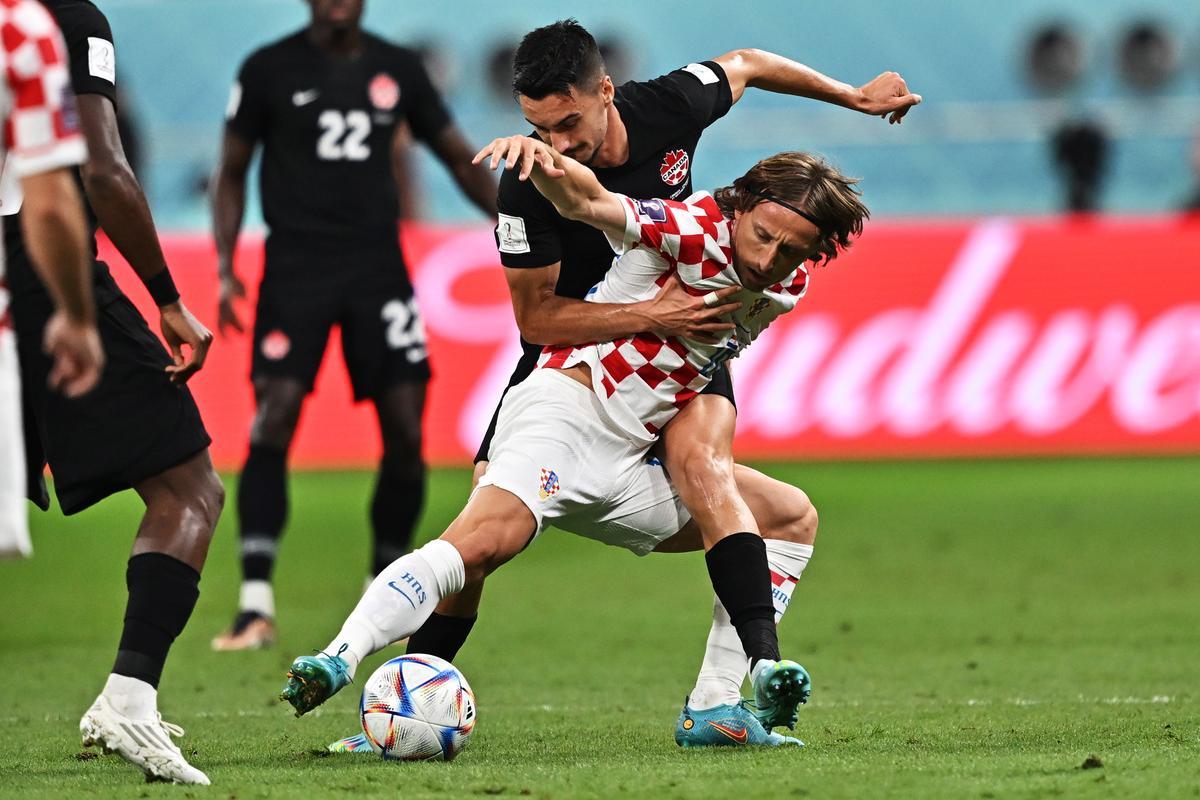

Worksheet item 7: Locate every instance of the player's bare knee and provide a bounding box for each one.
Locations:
[451,522,526,582]
[250,381,305,449]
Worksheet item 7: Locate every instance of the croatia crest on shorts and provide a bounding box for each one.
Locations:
[537,468,560,500]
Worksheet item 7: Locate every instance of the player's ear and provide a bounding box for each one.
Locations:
[599,75,615,105]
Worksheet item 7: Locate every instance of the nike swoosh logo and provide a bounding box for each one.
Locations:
[707,721,749,744]
[386,581,415,608]
[292,89,319,106]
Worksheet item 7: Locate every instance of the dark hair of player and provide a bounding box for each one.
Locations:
[714,152,869,265]
[512,19,606,100]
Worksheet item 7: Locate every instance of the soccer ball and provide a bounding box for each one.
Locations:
[359,654,476,761]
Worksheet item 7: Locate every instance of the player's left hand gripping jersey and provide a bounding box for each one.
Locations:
[537,192,807,443]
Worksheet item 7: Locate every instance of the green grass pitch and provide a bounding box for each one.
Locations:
[1,458,1198,798]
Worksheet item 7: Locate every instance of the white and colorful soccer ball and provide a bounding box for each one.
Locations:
[359,654,476,761]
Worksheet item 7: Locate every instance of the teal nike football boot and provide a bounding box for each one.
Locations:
[751,659,812,730]
[675,698,803,747]
[279,649,352,716]
[328,732,373,753]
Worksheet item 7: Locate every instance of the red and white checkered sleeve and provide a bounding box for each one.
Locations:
[2,0,87,178]
[602,194,689,258]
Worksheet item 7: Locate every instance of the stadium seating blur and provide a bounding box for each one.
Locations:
[110,0,1200,228]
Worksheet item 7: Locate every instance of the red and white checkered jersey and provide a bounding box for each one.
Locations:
[0,0,86,289]
[537,191,808,443]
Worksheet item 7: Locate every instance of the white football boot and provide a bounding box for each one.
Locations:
[79,695,210,785]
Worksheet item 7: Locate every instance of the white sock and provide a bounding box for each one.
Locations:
[101,673,157,720]
[324,539,465,677]
[765,540,813,623]
[688,540,814,710]
[688,596,746,710]
[239,580,275,618]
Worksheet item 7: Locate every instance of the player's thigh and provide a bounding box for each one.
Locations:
[251,264,338,399]
[13,279,212,514]
[341,273,430,404]
[660,393,738,491]
[659,393,757,540]
[439,485,536,581]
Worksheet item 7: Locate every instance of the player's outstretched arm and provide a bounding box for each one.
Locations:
[210,130,254,336]
[473,136,625,242]
[713,49,922,124]
[76,94,212,383]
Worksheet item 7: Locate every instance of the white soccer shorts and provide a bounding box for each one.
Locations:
[478,368,691,556]
[0,322,32,558]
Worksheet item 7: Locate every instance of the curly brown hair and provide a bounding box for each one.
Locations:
[713,152,868,265]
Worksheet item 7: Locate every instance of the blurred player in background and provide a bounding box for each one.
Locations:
[279,141,868,748]
[2,0,223,785]
[0,0,100,560]
[211,0,497,650]
[399,18,918,744]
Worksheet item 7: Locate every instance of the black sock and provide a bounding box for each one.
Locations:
[112,553,201,688]
[406,612,477,661]
[705,532,780,667]
[238,444,288,582]
[370,455,425,576]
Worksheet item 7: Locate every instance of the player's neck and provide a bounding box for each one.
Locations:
[591,104,630,169]
[307,24,363,56]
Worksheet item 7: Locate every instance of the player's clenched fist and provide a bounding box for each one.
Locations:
[472,136,567,181]
[855,71,922,124]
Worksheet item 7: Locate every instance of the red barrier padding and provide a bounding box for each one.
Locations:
[100,216,1200,468]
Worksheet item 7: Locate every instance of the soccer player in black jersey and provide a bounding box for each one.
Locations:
[210,0,497,650]
[393,19,920,746]
[2,0,223,785]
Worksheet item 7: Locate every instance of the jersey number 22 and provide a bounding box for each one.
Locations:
[317,110,371,161]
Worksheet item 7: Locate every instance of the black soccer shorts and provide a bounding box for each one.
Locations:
[250,243,431,401]
[12,263,211,515]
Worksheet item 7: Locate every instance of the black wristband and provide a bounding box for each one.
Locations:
[145,268,180,307]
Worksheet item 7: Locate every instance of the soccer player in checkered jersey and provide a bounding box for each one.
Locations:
[210,0,498,652]
[389,19,916,745]
[0,0,101,559]
[278,141,868,749]
[1,0,225,785]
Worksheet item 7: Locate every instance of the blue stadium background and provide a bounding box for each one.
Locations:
[104,0,1200,229]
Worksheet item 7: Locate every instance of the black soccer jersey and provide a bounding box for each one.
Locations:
[227,31,452,246]
[3,0,117,300]
[495,61,734,365]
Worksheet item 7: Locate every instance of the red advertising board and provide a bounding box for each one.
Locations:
[100,217,1200,468]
